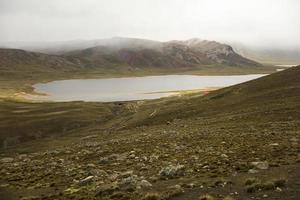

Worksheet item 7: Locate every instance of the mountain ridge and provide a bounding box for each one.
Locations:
[0,37,262,73]
[63,37,262,69]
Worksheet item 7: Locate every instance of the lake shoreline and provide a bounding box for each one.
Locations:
[24,74,267,102]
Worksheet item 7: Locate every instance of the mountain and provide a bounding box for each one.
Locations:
[0,38,262,76]
[64,37,261,69]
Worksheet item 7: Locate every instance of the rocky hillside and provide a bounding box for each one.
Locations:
[0,66,299,200]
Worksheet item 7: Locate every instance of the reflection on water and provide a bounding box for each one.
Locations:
[30,74,267,102]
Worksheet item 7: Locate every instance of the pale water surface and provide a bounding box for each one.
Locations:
[32,75,267,102]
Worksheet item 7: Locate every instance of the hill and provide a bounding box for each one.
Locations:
[0,66,299,199]
[65,37,261,69]
[0,48,82,73]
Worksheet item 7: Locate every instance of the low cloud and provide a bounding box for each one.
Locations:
[0,0,299,49]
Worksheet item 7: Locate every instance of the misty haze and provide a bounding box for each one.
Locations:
[0,1,299,200]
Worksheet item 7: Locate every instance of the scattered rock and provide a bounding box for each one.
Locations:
[120,175,137,185]
[159,165,185,178]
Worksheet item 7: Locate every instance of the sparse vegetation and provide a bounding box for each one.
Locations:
[0,61,299,199]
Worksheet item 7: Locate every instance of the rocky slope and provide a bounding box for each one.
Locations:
[0,66,299,199]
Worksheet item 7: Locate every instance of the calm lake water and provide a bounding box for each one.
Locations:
[32,75,266,102]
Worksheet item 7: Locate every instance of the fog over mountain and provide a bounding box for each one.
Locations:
[0,0,299,51]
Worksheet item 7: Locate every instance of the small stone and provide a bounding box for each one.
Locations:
[263,194,268,198]
[250,161,269,170]
[199,194,215,200]
[120,170,134,178]
[128,154,136,159]
[79,176,94,186]
[20,196,40,200]
[173,184,182,190]
[87,163,96,168]
[65,188,80,194]
[248,169,259,174]
[221,154,228,158]
[138,180,152,188]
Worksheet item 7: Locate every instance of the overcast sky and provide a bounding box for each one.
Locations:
[0,0,299,49]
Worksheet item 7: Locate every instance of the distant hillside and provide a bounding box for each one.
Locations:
[231,43,300,65]
[64,37,261,68]
[0,37,163,55]
[0,38,264,77]
[0,48,83,73]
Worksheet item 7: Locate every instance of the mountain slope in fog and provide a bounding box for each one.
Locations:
[65,37,261,68]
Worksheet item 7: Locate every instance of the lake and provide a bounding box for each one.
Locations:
[30,74,267,102]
